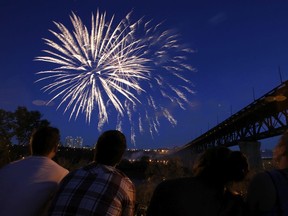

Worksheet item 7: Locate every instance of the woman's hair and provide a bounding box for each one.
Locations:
[227,151,249,182]
[279,130,288,154]
[30,126,60,156]
[193,147,248,185]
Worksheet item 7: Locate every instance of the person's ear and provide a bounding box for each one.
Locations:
[278,144,286,157]
[55,144,59,153]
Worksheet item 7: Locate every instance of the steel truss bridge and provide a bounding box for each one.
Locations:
[180,80,288,153]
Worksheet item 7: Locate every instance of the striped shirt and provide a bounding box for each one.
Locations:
[48,163,135,216]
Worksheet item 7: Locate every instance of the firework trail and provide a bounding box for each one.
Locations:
[35,10,195,144]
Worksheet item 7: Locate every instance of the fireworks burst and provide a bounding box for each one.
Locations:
[35,10,195,144]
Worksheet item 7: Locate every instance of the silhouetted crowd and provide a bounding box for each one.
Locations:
[0,126,288,216]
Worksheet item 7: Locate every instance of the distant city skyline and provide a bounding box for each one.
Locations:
[64,136,84,148]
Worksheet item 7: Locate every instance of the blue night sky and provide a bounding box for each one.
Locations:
[1,0,288,149]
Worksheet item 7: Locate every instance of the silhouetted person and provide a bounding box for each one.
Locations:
[247,131,288,215]
[48,130,136,216]
[0,126,69,216]
[147,147,248,216]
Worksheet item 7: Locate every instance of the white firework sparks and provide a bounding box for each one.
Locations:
[35,10,195,144]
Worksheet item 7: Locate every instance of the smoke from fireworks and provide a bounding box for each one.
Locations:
[35,10,195,144]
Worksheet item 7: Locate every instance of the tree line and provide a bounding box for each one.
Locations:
[0,106,49,166]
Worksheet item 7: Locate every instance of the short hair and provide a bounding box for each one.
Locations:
[29,126,60,156]
[94,130,127,166]
[193,147,248,185]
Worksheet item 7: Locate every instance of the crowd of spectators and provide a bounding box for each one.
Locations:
[1,126,287,216]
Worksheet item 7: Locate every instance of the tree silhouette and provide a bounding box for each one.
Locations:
[14,106,50,145]
[0,109,14,167]
[0,107,50,167]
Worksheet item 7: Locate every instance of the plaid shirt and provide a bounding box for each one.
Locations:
[48,163,135,216]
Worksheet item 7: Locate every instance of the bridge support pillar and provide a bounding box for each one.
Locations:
[238,141,263,171]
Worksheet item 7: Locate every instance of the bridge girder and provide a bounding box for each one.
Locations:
[180,81,288,154]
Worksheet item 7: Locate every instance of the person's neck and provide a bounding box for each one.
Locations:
[278,156,288,169]
[32,152,54,159]
[96,162,116,167]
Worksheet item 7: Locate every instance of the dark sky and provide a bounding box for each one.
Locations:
[1,0,288,149]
